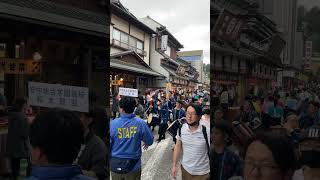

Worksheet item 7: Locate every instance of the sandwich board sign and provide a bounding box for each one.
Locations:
[28,81,89,112]
[119,87,138,97]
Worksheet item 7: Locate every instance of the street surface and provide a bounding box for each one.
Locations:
[141,126,182,180]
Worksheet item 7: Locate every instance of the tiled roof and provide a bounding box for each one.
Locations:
[0,0,107,25]
[110,58,164,77]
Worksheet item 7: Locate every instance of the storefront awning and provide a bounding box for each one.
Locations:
[111,58,165,77]
[0,0,108,37]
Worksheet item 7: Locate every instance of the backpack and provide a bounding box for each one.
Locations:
[178,125,210,158]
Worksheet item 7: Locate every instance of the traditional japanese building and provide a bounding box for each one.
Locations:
[141,16,200,92]
[212,0,285,103]
[0,0,108,106]
[110,0,165,94]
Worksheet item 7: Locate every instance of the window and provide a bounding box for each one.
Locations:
[129,36,136,50]
[121,33,129,44]
[137,40,143,50]
[121,33,129,49]
[112,29,120,41]
[112,28,145,55]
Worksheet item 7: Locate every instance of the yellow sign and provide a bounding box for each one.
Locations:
[0,59,41,74]
[112,80,123,86]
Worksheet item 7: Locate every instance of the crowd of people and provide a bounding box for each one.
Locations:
[210,85,320,180]
[110,88,211,180]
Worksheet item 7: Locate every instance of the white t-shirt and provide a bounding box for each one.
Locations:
[176,124,210,175]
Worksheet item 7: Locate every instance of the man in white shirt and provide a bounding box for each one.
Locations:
[172,104,210,180]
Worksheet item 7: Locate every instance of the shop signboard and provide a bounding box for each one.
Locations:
[28,82,89,112]
[212,9,244,43]
[111,80,123,86]
[0,59,41,74]
[119,87,138,97]
[161,35,168,51]
[304,41,312,70]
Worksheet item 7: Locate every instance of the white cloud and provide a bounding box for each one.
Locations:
[120,0,210,64]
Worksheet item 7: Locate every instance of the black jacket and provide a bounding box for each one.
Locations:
[78,131,108,180]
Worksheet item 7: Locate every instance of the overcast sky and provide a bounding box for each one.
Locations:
[120,0,210,64]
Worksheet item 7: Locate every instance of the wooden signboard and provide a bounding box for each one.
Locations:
[0,59,41,74]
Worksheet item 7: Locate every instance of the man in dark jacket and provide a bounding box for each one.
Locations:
[158,96,170,142]
[77,109,108,180]
[112,92,120,119]
[6,98,31,179]
[25,108,94,180]
[90,92,109,142]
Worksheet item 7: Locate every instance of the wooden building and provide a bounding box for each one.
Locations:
[0,0,108,106]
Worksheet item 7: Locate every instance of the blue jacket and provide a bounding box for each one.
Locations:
[172,108,186,121]
[110,114,153,171]
[24,165,93,180]
[160,102,170,124]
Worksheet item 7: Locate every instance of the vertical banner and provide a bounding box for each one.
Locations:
[161,35,168,51]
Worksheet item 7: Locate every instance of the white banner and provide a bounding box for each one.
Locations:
[161,35,168,51]
[119,87,138,97]
[28,82,89,112]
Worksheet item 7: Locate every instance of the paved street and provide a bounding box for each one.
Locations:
[110,125,182,180]
[141,127,182,180]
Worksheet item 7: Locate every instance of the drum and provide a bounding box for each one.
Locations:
[231,121,254,146]
[149,114,160,126]
[167,119,183,138]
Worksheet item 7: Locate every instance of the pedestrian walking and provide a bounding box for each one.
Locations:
[172,104,210,180]
[77,109,108,180]
[110,96,153,180]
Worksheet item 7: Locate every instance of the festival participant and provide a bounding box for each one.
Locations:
[300,102,320,129]
[283,113,302,146]
[292,126,320,180]
[171,100,186,144]
[158,96,170,142]
[110,96,153,180]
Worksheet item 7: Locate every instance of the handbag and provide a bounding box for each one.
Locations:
[110,157,139,174]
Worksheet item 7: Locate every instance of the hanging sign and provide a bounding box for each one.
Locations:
[28,82,89,112]
[119,87,138,97]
